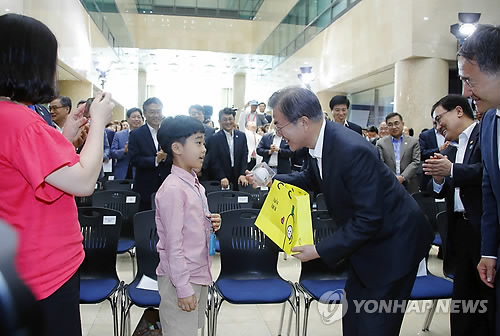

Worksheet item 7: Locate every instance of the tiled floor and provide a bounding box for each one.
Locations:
[82,246,451,336]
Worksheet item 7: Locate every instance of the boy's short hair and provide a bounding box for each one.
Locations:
[157,115,205,157]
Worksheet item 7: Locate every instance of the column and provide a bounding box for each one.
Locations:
[138,69,147,108]
[233,72,246,111]
[394,57,449,133]
[57,80,93,110]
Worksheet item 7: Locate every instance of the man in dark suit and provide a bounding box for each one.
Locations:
[189,104,215,141]
[206,107,248,190]
[423,94,495,335]
[110,107,143,179]
[458,25,500,333]
[249,87,433,335]
[129,97,170,210]
[329,95,363,135]
[418,119,449,191]
[256,129,293,174]
[377,112,421,194]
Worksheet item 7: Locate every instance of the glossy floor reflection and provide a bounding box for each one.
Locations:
[82,246,450,336]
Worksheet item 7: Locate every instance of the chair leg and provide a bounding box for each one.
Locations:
[302,298,312,336]
[278,303,286,336]
[108,288,120,336]
[120,287,133,336]
[127,248,136,277]
[212,292,223,336]
[422,299,438,331]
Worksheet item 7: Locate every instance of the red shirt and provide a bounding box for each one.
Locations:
[0,101,84,300]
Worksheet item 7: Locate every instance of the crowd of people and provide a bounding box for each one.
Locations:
[1,11,500,336]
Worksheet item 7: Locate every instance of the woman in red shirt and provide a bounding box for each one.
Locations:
[0,14,114,336]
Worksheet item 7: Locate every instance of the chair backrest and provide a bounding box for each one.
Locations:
[207,191,253,213]
[0,220,41,336]
[78,207,122,280]
[92,190,141,239]
[201,180,232,196]
[237,185,268,209]
[133,210,160,281]
[299,211,349,281]
[436,211,454,278]
[104,179,134,191]
[151,192,156,210]
[412,191,439,232]
[315,193,328,211]
[217,209,281,280]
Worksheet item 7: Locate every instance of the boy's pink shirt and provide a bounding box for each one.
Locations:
[155,165,212,298]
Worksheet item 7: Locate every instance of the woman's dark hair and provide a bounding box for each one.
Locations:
[0,14,58,104]
[157,115,205,157]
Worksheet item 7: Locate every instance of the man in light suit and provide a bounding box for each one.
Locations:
[247,87,433,336]
[256,128,293,174]
[206,107,248,190]
[424,94,495,335]
[110,107,143,180]
[458,25,500,333]
[329,95,363,135]
[377,112,421,194]
[129,97,170,210]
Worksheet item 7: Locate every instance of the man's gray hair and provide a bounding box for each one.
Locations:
[458,24,500,76]
[268,86,323,123]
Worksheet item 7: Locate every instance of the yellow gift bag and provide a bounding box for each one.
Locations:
[255,180,314,254]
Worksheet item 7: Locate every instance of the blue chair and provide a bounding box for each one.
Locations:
[410,257,454,332]
[78,207,123,336]
[315,193,327,211]
[295,211,348,336]
[104,179,134,191]
[92,190,142,275]
[206,191,253,214]
[0,219,41,336]
[201,180,232,196]
[120,210,161,336]
[209,209,299,336]
[412,191,442,248]
[436,211,454,279]
[238,184,268,209]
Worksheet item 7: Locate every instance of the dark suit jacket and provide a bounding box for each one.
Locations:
[345,121,362,135]
[419,128,439,191]
[256,133,293,174]
[206,129,248,183]
[277,121,433,288]
[377,134,421,194]
[110,129,132,180]
[204,124,215,143]
[479,109,500,261]
[427,123,482,273]
[419,128,439,161]
[33,105,53,126]
[128,124,170,209]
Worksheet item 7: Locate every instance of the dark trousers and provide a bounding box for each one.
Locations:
[450,215,496,336]
[38,271,81,336]
[342,265,418,336]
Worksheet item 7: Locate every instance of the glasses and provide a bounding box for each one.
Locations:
[386,121,401,128]
[49,105,65,111]
[434,110,452,125]
[274,120,295,135]
[460,76,476,89]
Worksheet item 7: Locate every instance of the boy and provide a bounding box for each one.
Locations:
[155,115,221,336]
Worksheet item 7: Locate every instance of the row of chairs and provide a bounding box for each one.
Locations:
[78,204,453,336]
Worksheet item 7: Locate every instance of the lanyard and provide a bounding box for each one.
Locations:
[179,177,212,229]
